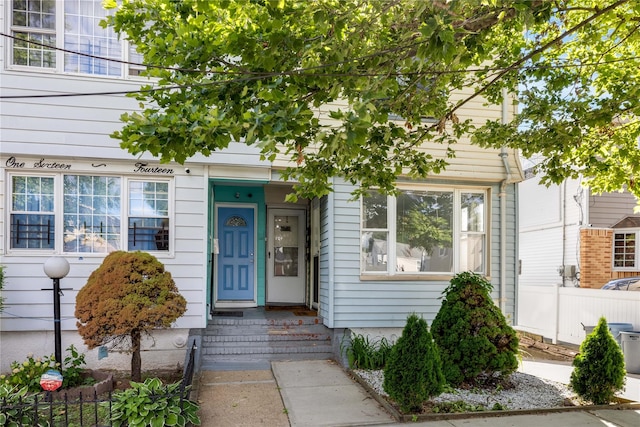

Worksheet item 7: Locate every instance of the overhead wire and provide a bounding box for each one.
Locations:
[2,1,640,102]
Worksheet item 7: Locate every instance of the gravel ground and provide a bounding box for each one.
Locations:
[353,369,582,411]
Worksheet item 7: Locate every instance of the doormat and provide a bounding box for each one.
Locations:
[265,305,307,311]
[293,310,318,317]
[211,310,243,317]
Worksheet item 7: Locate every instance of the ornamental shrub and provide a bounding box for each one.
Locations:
[570,317,626,404]
[75,251,187,382]
[382,313,445,413]
[431,272,519,386]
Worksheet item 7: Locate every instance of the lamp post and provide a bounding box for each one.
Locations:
[43,257,70,366]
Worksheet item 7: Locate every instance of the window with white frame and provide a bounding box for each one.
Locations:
[613,231,637,269]
[8,173,171,253]
[361,187,486,275]
[128,181,169,251]
[10,0,142,77]
[10,175,55,249]
[63,175,122,253]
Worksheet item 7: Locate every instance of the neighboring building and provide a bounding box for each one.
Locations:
[519,171,640,289]
[0,0,523,373]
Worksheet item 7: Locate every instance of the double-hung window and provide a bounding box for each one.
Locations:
[10,0,141,77]
[9,174,172,253]
[361,187,487,275]
[128,181,170,251]
[10,175,55,249]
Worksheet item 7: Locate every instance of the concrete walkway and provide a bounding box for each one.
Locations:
[195,359,640,427]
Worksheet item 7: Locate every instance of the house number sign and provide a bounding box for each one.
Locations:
[5,156,71,170]
[5,157,174,175]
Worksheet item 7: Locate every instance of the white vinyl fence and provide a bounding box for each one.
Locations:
[516,284,640,345]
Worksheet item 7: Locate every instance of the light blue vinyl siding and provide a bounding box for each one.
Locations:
[318,195,332,322]
[323,180,519,328]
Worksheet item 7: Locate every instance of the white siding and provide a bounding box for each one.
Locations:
[273,93,523,183]
[1,71,268,167]
[518,176,584,287]
[0,158,208,332]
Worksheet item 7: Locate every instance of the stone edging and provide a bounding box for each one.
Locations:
[348,369,640,423]
[50,370,114,401]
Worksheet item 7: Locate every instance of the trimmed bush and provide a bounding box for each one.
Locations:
[570,317,626,404]
[383,313,445,413]
[75,251,187,382]
[431,272,519,386]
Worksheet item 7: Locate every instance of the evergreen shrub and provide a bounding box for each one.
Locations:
[570,317,626,404]
[431,272,519,386]
[382,313,445,413]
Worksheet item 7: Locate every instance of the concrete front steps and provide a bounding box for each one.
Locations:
[199,312,337,371]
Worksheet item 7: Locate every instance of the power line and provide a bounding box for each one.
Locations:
[3,52,640,101]
[2,20,640,101]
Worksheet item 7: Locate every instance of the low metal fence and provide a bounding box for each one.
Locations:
[0,340,198,426]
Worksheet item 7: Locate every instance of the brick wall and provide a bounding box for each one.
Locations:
[579,228,612,288]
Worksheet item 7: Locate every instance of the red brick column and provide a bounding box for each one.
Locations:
[579,228,613,288]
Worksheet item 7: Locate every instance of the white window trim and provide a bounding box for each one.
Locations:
[6,0,144,80]
[612,229,639,272]
[360,185,489,277]
[5,172,175,256]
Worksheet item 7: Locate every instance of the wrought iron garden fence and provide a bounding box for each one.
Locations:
[0,340,198,426]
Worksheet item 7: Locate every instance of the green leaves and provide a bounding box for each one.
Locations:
[109,378,200,427]
[570,317,626,404]
[431,272,519,387]
[106,1,640,201]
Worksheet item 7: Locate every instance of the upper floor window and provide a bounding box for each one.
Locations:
[8,173,172,254]
[361,187,487,275]
[10,0,142,77]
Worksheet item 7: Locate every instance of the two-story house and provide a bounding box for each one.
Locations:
[0,0,523,373]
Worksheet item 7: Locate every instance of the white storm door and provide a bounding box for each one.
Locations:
[267,209,306,304]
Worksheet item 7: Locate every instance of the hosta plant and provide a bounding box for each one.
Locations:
[109,377,200,427]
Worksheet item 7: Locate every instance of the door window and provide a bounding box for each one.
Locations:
[273,215,299,277]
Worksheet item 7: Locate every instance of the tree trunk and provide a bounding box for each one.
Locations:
[131,329,142,382]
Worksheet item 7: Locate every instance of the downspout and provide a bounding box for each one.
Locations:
[499,88,512,313]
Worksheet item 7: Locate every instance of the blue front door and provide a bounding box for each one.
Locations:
[217,206,255,301]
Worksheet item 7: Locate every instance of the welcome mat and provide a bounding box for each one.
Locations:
[211,310,243,317]
[265,305,307,311]
[293,309,318,317]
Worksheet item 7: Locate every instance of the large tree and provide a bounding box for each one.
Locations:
[104,0,640,201]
